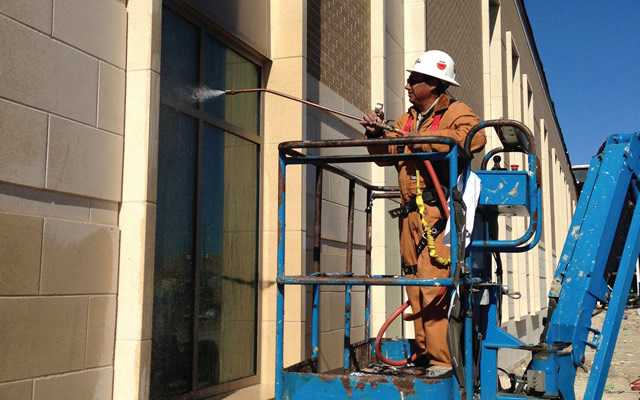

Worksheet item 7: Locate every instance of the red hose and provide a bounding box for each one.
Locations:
[401,288,447,321]
[375,301,418,366]
[422,159,450,219]
[374,285,448,366]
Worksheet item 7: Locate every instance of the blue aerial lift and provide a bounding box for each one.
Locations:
[274,120,640,399]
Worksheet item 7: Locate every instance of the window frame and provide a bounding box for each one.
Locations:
[156,2,268,398]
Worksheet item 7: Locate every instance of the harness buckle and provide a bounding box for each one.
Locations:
[402,264,418,275]
[388,205,411,219]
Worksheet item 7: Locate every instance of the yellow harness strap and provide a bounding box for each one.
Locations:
[415,170,451,267]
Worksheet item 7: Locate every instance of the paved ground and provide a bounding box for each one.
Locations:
[574,307,640,400]
[499,307,640,399]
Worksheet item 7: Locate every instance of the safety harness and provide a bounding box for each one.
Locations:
[388,186,449,218]
[389,103,454,274]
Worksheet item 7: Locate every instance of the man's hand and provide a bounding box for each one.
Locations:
[406,130,424,152]
[360,110,384,138]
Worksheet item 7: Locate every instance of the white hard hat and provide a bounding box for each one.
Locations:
[407,50,460,87]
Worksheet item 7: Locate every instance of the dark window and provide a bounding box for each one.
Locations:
[151,5,261,398]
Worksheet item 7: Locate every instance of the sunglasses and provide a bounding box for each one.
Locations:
[407,75,437,86]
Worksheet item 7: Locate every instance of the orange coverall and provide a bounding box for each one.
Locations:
[368,93,486,366]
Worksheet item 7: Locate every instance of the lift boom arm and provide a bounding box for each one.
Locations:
[478,133,640,400]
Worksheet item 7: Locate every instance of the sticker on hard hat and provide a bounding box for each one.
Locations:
[437,62,447,70]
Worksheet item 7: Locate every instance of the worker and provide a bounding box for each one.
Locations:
[360,50,486,369]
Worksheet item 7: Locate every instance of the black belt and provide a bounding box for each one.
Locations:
[388,187,449,219]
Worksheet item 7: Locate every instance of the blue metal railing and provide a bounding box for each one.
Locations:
[275,136,465,400]
[274,120,544,400]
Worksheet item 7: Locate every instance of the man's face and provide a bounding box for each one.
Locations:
[405,72,439,105]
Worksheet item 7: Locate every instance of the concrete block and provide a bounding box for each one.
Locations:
[321,201,347,242]
[90,200,119,226]
[327,173,349,206]
[98,62,125,135]
[0,99,48,188]
[33,367,113,400]
[0,297,88,381]
[319,291,331,331]
[53,0,126,68]
[0,183,90,222]
[40,219,119,294]
[318,329,343,372]
[0,380,32,400]
[351,326,365,344]
[0,16,98,125]
[86,296,117,368]
[47,116,123,201]
[329,291,347,331]
[0,0,52,34]
[0,213,42,295]
[320,251,346,275]
[351,290,365,327]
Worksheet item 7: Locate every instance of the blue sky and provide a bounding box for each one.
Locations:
[523,1,640,166]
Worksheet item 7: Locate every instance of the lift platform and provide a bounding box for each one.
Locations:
[274,121,640,399]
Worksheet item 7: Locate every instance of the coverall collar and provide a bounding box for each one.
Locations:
[409,93,452,122]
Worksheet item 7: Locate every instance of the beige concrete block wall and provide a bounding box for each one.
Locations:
[0,1,125,398]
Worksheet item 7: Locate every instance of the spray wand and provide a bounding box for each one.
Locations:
[224,88,406,135]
